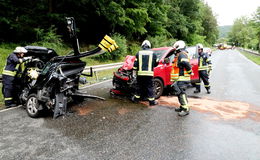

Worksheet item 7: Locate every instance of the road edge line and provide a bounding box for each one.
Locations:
[0,105,22,113]
[80,79,112,89]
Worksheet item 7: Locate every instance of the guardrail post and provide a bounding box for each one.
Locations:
[94,71,99,81]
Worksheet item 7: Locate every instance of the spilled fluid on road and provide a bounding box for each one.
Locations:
[72,95,260,121]
[149,96,260,121]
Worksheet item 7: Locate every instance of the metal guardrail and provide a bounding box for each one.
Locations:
[239,48,260,56]
[83,62,123,73]
[0,62,124,83]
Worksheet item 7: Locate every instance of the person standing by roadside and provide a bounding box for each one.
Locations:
[194,43,212,94]
[2,47,31,108]
[171,40,193,116]
[132,40,158,106]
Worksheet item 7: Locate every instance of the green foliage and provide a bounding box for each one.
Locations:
[186,34,206,46]
[95,33,127,61]
[228,15,259,50]
[34,26,63,47]
[0,0,219,54]
[147,35,176,48]
[127,42,140,55]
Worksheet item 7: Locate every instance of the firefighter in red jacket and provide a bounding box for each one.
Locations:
[2,47,31,108]
[194,43,212,94]
[171,40,193,116]
[132,40,158,106]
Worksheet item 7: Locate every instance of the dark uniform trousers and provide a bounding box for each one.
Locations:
[135,76,154,100]
[173,81,189,109]
[196,70,210,91]
[2,75,16,106]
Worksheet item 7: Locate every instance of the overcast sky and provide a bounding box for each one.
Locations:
[204,0,260,26]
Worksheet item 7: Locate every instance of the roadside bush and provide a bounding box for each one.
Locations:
[127,42,140,55]
[187,34,207,46]
[32,26,70,55]
[147,35,176,48]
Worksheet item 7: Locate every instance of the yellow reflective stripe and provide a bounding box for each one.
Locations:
[206,59,210,62]
[181,58,189,62]
[205,85,210,87]
[5,97,13,100]
[199,57,203,67]
[137,71,153,76]
[134,95,140,98]
[182,94,188,106]
[21,63,25,71]
[199,67,208,70]
[15,63,20,70]
[181,104,189,109]
[195,83,201,85]
[148,98,155,101]
[138,53,142,72]
[187,70,192,73]
[133,67,137,69]
[177,76,190,81]
[184,71,190,77]
[171,74,179,80]
[2,70,16,76]
[148,53,152,72]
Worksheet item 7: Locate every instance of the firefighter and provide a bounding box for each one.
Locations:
[194,43,212,94]
[132,40,158,106]
[2,47,31,108]
[171,40,193,116]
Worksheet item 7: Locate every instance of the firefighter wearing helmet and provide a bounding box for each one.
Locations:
[171,40,193,116]
[2,47,32,108]
[194,43,212,94]
[132,40,158,106]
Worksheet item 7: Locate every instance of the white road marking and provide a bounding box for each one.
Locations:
[0,105,22,113]
[80,79,112,89]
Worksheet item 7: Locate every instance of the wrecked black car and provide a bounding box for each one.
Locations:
[17,17,118,118]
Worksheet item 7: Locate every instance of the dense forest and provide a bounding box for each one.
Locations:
[228,6,260,51]
[0,0,218,48]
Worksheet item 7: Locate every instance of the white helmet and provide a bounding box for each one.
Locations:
[141,40,151,49]
[197,43,203,50]
[173,40,186,51]
[14,47,28,53]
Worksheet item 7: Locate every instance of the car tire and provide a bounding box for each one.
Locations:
[26,94,41,118]
[154,78,164,99]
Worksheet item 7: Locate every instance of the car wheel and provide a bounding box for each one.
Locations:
[154,78,164,99]
[26,94,40,118]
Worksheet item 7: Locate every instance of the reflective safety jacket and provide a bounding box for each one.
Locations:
[133,50,157,76]
[171,51,192,81]
[2,53,24,77]
[198,52,212,71]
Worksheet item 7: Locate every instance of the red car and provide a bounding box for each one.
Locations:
[111,47,199,99]
[152,46,199,98]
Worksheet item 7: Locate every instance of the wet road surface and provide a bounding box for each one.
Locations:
[1,49,260,160]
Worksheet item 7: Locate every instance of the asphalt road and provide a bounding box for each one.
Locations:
[1,49,260,160]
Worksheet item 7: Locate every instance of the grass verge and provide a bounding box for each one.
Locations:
[240,50,260,65]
